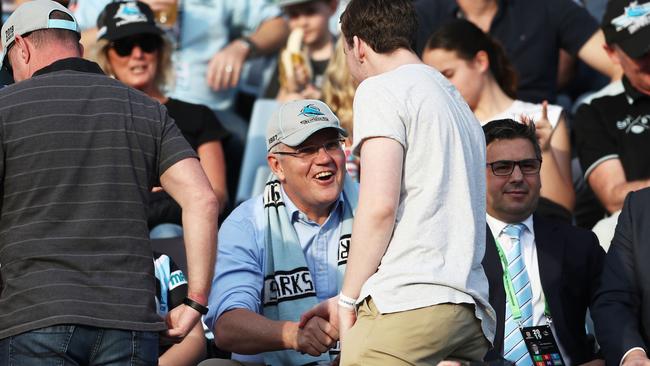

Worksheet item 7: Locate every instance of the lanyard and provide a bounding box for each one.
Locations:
[494,236,552,324]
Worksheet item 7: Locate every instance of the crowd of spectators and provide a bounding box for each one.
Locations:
[1,0,650,365]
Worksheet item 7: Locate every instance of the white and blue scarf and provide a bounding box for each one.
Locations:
[262,173,357,366]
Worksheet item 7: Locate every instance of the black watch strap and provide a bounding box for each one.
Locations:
[239,36,259,58]
[183,297,209,315]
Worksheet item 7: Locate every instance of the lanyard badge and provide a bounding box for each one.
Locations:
[520,324,565,366]
[494,238,565,366]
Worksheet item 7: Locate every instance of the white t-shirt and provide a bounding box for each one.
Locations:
[352,63,496,342]
[483,100,563,128]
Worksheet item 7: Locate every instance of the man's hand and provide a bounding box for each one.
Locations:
[623,350,650,366]
[337,305,356,347]
[521,101,554,153]
[206,40,250,91]
[162,304,202,343]
[291,317,339,356]
[300,296,339,328]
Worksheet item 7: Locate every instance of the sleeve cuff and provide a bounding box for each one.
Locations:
[621,347,646,366]
[584,154,619,180]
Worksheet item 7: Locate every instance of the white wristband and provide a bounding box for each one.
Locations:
[338,293,357,310]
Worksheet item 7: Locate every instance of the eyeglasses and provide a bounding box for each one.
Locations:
[274,138,345,159]
[486,159,542,176]
[111,35,162,57]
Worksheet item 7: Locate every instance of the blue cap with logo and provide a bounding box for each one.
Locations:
[266,99,347,151]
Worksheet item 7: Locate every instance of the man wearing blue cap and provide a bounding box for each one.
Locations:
[0,1,218,364]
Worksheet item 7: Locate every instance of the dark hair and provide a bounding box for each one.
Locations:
[425,19,517,99]
[483,118,541,160]
[340,0,417,54]
[26,10,81,50]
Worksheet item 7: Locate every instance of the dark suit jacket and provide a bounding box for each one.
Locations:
[592,189,650,366]
[482,214,605,364]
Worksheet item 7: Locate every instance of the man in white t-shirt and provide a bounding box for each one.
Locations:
[322,0,496,364]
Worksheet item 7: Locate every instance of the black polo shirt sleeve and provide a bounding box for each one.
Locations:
[549,0,599,56]
[574,102,619,180]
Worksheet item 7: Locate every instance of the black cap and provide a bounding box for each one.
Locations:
[602,0,650,58]
[96,1,162,41]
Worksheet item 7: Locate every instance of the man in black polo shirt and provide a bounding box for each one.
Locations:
[574,0,650,223]
[414,0,620,104]
[0,1,218,364]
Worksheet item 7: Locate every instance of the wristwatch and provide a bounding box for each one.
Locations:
[238,36,259,58]
[183,297,209,315]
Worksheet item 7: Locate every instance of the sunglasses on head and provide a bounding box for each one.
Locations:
[111,35,161,57]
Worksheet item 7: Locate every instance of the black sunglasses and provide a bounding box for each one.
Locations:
[111,35,162,57]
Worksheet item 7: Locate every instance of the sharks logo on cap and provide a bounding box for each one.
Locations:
[298,104,325,118]
[611,1,650,34]
[114,2,147,27]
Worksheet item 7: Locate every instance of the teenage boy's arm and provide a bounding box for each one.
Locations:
[338,137,403,338]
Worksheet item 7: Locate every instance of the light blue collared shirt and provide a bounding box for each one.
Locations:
[206,187,345,336]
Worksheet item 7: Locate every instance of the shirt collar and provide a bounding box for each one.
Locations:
[486,213,534,239]
[280,185,345,225]
[33,57,105,78]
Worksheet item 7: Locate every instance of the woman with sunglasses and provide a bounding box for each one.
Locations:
[422,19,575,222]
[94,1,229,239]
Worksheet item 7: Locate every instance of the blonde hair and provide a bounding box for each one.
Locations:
[321,38,356,139]
[92,35,174,92]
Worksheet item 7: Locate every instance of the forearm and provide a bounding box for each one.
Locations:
[247,17,289,55]
[539,150,575,211]
[578,30,623,81]
[596,180,650,214]
[182,195,218,303]
[159,321,207,366]
[215,309,297,354]
[341,205,396,298]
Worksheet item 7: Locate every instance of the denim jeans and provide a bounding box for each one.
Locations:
[0,325,158,366]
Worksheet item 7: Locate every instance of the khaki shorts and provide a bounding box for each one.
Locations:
[340,298,489,366]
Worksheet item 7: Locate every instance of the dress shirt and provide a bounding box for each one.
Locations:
[486,214,571,364]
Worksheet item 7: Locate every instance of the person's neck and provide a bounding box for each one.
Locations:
[473,75,514,123]
[366,48,422,77]
[307,33,334,62]
[457,0,498,32]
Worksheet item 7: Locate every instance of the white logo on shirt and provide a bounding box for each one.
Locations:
[616,114,650,134]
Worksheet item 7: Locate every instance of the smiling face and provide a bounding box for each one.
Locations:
[422,48,485,110]
[107,35,161,91]
[268,128,345,222]
[486,137,541,223]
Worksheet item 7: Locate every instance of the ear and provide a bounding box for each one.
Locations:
[353,35,365,63]
[474,50,490,73]
[267,153,286,182]
[13,35,31,66]
[603,44,620,65]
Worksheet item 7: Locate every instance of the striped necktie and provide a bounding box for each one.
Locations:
[502,223,533,366]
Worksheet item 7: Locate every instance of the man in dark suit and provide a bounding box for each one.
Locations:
[592,187,650,366]
[481,119,605,365]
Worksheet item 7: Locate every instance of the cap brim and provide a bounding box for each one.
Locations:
[101,23,163,41]
[278,123,348,148]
